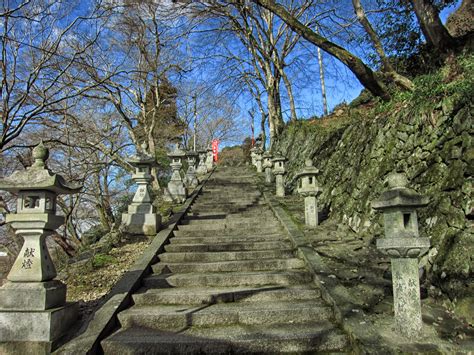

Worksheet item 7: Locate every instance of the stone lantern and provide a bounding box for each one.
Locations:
[164,144,187,203]
[372,172,429,339]
[295,159,322,227]
[250,147,259,167]
[262,151,274,184]
[254,148,263,173]
[196,150,208,175]
[272,156,286,197]
[185,150,199,189]
[0,142,81,352]
[121,147,161,236]
[206,146,214,171]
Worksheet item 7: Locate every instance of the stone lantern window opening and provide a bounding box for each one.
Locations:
[24,195,40,209]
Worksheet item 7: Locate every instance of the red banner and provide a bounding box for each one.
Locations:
[212,139,219,162]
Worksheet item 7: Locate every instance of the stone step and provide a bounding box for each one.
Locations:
[158,249,295,263]
[181,217,279,226]
[117,301,332,331]
[132,285,320,305]
[164,240,291,253]
[102,322,348,354]
[173,227,282,238]
[189,205,266,212]
[169,233,287,244]
[187,210,274,218]
[143,270,311,288]
[152,257,305,274]
[175,223,280,233]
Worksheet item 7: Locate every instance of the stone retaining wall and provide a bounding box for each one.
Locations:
[274,94,472,299]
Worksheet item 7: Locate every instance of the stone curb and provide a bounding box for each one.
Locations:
[263,191,377,352]
[55,170,214,355]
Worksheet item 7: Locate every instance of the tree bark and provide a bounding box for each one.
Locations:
[411,0,456,52]
[281,70,298,122]
[251,0,391,101]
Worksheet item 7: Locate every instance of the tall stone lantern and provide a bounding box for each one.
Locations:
[185,150,199,189]
[0,142,81,352]
[121,148,161,236]
[262,151,274,184]
[164,144,187,203]
[206,146,214,171]
[254,148,263,173]
[372,173,429,339]
[295,159,322,227]
[272,156,286,197]
[196,150,208,175]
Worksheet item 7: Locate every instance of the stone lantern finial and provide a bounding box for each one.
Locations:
[372,173,429,339]
[386,172,408,189]
[31,140,49,168]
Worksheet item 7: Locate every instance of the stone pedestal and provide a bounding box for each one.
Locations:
[275,175,285,197]
[304,196,318,227]
[0,301,78,354]
[372,173,430,339]
[121,154,160,236]
[391,258,422,335]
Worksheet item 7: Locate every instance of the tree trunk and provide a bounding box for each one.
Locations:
[281,70,298,122]
[352,0,414,91]
[251,0,391,101]
[411,0,455,52]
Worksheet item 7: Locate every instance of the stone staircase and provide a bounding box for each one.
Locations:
[101,167,349,354]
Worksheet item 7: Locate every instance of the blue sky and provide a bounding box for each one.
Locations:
[223,0,462,148]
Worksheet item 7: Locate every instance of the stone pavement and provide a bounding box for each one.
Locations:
[101,167,349,353]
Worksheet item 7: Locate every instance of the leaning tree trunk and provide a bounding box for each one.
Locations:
[251,0,391,101]
[411,0,456,52]
[352,0,414,91]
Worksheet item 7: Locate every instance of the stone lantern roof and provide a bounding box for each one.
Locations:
[0,142,81,194]
[272,156,286,163]
[262,151,272,159]
[294,159,319,180]
[127,143,156,166]
[372,173,429,210]
[186,150,198,157]
[168,144,186,159]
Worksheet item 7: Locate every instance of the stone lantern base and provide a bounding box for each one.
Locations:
[121,204,161,236]
[0,281,78,354]
[163,182,187,203]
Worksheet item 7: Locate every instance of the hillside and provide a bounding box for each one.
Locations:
[272,53,473,307]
